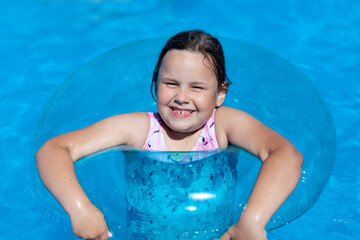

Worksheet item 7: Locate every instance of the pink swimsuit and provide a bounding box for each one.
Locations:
[142,110,219,151]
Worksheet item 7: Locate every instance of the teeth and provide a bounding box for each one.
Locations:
[174,109,191,115]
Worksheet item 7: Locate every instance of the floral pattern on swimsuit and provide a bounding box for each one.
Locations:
[142,110,219,153]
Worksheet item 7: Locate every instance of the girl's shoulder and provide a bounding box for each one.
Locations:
[215,106,248,121]
[117,111,150,120]
[111,111,150,127]
[214,106,239,147]
[214,106,261,148]
[110,111,150,148]
[215,106,262,130]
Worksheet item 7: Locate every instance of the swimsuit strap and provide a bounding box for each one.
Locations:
[192,109,219,151]
[142,110,219,151]
[142,112,167,151]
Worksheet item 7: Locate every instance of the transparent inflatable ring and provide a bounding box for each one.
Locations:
[31,37,336,239]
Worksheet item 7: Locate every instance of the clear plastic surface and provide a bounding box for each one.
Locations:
[31,37,336,239]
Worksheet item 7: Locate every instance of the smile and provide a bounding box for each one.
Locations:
[170,107,194,118]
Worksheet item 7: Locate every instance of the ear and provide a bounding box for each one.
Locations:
[215,82,228,107]
[215,90,226,107]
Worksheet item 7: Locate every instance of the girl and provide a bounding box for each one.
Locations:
[36,30,303,240]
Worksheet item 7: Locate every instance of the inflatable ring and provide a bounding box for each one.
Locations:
[31,37,336,239]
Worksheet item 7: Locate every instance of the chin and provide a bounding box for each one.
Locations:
[168,123,201,134]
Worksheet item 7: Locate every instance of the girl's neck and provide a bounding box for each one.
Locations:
[162,125,202,151]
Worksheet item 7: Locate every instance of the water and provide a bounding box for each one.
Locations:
[0,0,359,239]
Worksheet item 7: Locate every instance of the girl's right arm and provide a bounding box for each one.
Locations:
[35,112,149,239]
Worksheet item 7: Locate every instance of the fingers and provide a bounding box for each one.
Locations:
[218,223,268,240]
[97,233,108,240]
[97,219,111,240]
[81,219,111,240]
[88,231,108,240]
[95,232,109,240]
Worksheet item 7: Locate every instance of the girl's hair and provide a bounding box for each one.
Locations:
[151,30,231,100]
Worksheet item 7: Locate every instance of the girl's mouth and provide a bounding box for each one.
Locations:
[170,107,194,118]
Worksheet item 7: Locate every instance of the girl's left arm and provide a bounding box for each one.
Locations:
[217,107,303,240]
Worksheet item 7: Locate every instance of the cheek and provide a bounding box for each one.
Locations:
[194,92,217,107]
[156,87,171,103]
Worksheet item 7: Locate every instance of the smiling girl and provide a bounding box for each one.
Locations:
[36,30,303,240]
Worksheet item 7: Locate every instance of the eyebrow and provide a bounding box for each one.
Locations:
[159,77,177,81]
[159,77,207,85]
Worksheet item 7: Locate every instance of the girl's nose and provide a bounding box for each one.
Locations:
[174,88,190,104]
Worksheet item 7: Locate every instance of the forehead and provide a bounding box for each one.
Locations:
[159,50,216,81]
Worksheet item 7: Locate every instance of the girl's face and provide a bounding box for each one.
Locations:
[156,49,225,135]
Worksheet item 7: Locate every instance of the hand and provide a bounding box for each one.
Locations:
[69,202,112,240]
[219,222,267,240]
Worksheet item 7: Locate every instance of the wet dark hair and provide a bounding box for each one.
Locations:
[151,30,231,100]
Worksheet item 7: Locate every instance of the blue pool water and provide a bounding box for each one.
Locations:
[0,0,359,239]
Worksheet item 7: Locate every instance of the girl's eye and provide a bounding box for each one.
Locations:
[165,82,177,86]
[192,86,204,90]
